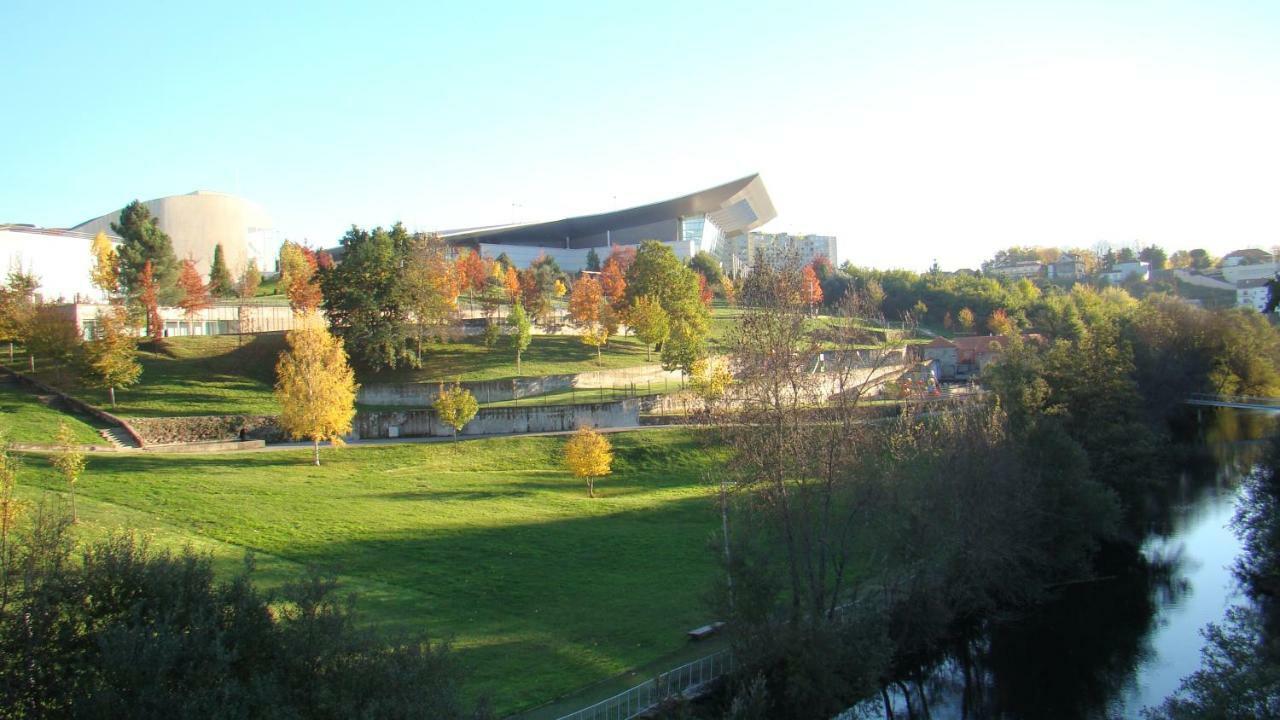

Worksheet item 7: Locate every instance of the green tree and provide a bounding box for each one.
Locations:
[0,271,37,363]
[507,300,532,373]
[1139,244,1168,271]
[626,241,709,364]
[319,224,415,370]
[433,384,478,441]
[82,304,141,408]
[585,247,601,272]
[689,250,725,286]
[207,243,235,297]
[628,295,670,361]
[25,306,81,381]
[112,201,180,304]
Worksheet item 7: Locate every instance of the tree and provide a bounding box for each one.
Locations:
[275,318,358,465]
[113,200,179,304]
[563,427,612,498]
[569,275,608,364]
[433,384,479,442]
[89,231,119,298]
[690,251,725,286]
[1139,245,1168,271]
[600,257,628,313]
[661,322,705,376]
[319,225,414,370]
[958,306,976,332]
[207,244,235,297]
[137,261,163,342]
[0,443,21,610]
[507,300,532,373]
[690,356,733,410]
[1189,248,1215,270]
[456,249,488,311]
[802,265,824,309]
[279,241,323,313]
[25,306,81,380]
[503,266,521,301]
[585,248,601,272]
[553,279,567,299]
[402,233,460,359]
[0,271,37,363]
[176,259,211,336]
[51,422,86,523]
[988,308,1015,335]
[628,295,670,361]
[607,245,637,276]
[627,241,709,366]
[82,304,141,408]
[238,258,262,299]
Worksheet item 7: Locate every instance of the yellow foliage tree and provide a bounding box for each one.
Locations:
[690,356,734,409]
[51,422,86,523]
[958,307,976,332]
[89,231,119,297]
[274,316,358,465]
[0,442,24,605]
[553,279,567,298]
[82,304,141,407]
[433,383,479,441]
[563,427,613,498]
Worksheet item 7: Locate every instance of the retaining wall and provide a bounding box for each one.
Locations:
[127,415,284,445]
[358,374,577,406]
[353,399,639,439]
[0,364,147,447]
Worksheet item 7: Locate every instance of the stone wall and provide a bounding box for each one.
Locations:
[127,415,284,445]
[353,399,639,440]
[358,374,577,407]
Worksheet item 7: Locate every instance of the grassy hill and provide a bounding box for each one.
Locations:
[0,380,108,444]
[14,429,724,714]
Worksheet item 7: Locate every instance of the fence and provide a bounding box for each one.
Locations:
[555,650,733,720]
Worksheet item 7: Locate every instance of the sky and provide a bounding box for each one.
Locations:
[3,0,1279,271]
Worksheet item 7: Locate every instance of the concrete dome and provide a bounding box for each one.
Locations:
[72,191,276,276]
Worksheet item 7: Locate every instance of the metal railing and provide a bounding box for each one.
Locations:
[555,650,733,720]
[1186,393,1280,408]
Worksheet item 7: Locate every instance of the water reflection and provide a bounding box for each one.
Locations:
[852,408,1274,719]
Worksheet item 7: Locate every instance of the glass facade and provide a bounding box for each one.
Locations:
[680,214,721,256]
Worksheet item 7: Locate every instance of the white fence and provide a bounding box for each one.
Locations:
[556,650,733,720]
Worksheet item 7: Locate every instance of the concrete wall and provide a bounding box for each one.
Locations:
[353,399,639,439]
[358,375,577,406]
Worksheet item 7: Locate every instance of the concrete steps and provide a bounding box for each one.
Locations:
[98,426,139,450]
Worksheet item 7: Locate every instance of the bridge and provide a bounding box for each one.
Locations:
[1185,393,1280,411]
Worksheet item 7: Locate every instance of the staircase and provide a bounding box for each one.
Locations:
[98,426,140,450]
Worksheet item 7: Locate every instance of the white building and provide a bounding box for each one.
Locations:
[1100,261,1149,284]
[717,232,838,276]
[0,225,115,303]
[1237,278,1274,312]
[987,261,1043,280]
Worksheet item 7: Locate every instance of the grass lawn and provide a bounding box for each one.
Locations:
[0,380,109,445]
[14,429,725,714]
[367,333,657,383]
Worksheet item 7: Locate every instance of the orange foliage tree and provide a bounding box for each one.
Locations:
[138,260,162,341]
[600,258,627,313]
[176,259,212,336]
[801,264,823,309]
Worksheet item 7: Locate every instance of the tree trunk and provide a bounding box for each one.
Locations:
[587,478,594,498]
[28,354,34,373]
[596,344,602,366]
[109,386,116,408]
[313,439,320,466]
[645,344,651,361]
[516,350,521,374]
[70,487,77,524]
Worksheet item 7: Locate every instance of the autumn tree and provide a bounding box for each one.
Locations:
[802,264,823,309]
[176,259,212,336]
[600,257,628,314]
[274,317,358,465]
[564,426,613,498]
[402,233,460,358]
[51,422,86,523]
[988,308,1015,335]
[0,443,21,608]
[507,300,532,373]
[455,249,488,311]
[958,306,976,332]
[137,261,163,341]
[82,304,141,407]
[113,200,179,304]
[606,245,637,276]
[279,241,323,313]
[238,259,262,299]
[569,275,610,364]
[690,355,733,411]
[433,384,479,442]
[503,266,521,302]
[89,231,120,298]
[628,295,669,361]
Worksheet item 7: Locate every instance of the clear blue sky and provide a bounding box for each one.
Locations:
[4,0,1279,270]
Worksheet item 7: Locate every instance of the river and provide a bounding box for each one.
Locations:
[848,407,1274,719]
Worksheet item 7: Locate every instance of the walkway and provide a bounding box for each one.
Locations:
[1185,393,1280,411]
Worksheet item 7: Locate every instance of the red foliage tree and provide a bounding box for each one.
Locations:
[600,258,627,313]
[568,274,603,327]
[606,245,637,276]
[697,273,713,306]
[176,259,212,335]
[138,260,162,341]
[801,265,823,308]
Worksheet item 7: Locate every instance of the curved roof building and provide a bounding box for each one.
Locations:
[71,191,277,276]
[437,174,776,272]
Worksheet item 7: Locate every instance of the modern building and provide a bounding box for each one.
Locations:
[71,191,279,277]
[0,225,116,303]
[436,174,777,273]
[1237,277,1274,313]
[717,231,838,276]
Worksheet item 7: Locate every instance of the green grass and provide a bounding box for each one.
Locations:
[370,334,658,383]
[0,381,110,445]
[14,429,724,714]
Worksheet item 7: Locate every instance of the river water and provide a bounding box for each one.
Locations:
[849,407,1274,719]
